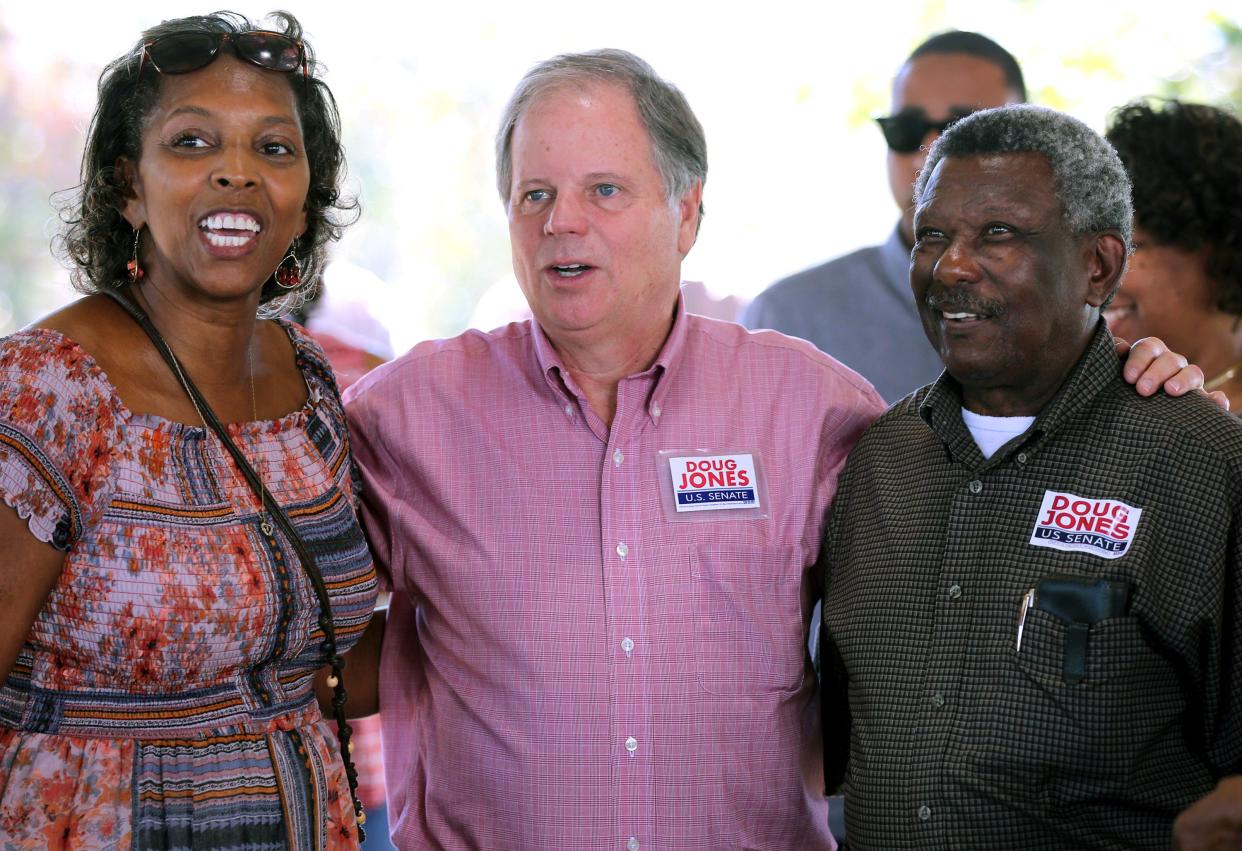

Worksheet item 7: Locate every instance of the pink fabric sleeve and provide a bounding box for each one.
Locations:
[0,331,126,550]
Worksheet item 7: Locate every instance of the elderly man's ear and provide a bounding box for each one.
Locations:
[1085,231,1129,309]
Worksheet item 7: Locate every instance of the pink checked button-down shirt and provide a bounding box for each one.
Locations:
[344,301,885,850]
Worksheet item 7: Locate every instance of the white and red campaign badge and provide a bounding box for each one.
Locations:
[667,453,761,513]
[1029,490,1143,560]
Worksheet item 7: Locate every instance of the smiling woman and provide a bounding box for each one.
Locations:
[1105,100,1242,412]
[59,13,353,311]
[0,11,376,850]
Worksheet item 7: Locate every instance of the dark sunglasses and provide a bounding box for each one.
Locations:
[139,30,306,79]
[875,108,976,154]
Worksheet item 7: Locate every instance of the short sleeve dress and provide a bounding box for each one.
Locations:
[0,322,378,850]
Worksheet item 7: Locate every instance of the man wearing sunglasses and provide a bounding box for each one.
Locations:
[742,31,1026,403]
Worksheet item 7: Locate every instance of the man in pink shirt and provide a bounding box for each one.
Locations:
[344,49,884,849]
[342,50,1207,849]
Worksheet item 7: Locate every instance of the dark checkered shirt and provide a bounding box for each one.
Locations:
[821,322,1242,850]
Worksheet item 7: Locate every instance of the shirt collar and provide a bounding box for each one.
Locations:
[919,320,1120,466]
[530,293,689,423]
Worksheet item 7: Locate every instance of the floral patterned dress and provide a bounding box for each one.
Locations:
[0,322,377,850]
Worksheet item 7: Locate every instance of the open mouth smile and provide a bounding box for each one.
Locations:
[926,292,1004,327]
[198,212,262,248]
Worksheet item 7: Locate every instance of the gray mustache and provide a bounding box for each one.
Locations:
[925,291,1006,317]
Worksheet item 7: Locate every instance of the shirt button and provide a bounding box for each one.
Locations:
[613,448,624,466]
[625,736,638,754]
[616,542,629,559]
[918,804,932,821]
[627,839,640,851]
[930,692,945,708]
[968,479,983,494]
[621,637,634,655]
[948,584,962,600]
[564,403,574,418]
[1016,452,1028,465]
[650,403,662,418]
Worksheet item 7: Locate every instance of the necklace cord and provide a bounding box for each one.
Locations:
[1204,359,1242,393]
[102,289,367,838]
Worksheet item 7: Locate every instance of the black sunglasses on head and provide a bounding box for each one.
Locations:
[876,107,976,154]
[139,30,306,79]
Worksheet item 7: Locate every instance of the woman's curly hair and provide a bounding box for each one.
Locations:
[1106,100,1242,316]
[56,10,358,312]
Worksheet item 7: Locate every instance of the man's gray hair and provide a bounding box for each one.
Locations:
[495,49,707,225]
[914,104,1133,246]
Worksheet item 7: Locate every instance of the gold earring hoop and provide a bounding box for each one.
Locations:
[275,242,303,290]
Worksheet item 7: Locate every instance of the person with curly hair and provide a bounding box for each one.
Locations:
[1106,100,1242,410]
[0,10,377,848]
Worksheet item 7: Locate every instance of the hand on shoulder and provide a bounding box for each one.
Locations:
[1117,335,1229,410]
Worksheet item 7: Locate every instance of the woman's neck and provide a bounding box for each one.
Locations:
[129,281,261,388]
[1179,312,1242,386]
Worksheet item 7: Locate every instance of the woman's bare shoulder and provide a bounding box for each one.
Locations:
[32,293,140,357]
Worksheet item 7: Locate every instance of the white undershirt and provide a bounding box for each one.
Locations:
[961,408,1036,459]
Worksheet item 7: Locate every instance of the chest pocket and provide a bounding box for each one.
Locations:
[967,608,1176,782]
[690,544,806,696]
[1011,608,1152,691]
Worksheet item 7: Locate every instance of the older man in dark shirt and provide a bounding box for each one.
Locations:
[820,104,1242,850]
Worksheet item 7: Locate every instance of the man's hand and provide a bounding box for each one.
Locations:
[1174,776,1242,851]
[1117,336,1230,410]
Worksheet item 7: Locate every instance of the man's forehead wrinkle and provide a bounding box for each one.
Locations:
[917,196,1042,227]
[918,159,1061,228]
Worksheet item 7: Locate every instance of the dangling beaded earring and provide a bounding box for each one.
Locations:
[126,226,145,282]
[275,242,303,289]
